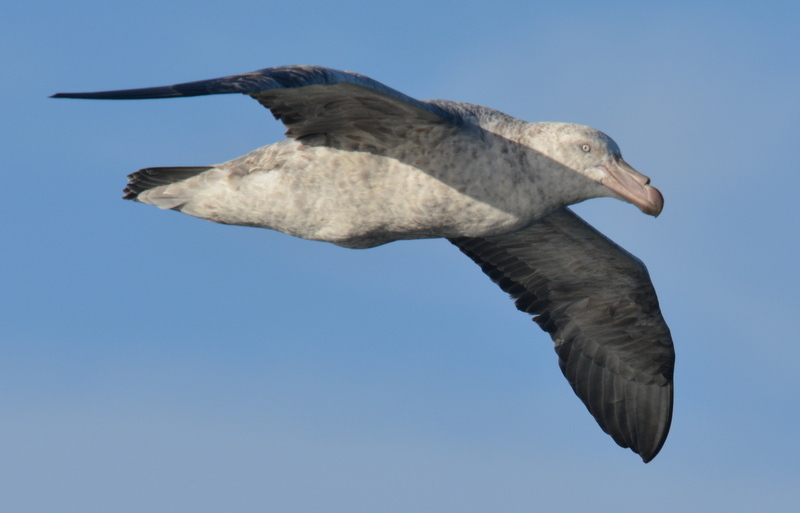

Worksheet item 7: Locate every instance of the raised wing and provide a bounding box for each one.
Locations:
[51,65,463,143]
[450,208,674,462]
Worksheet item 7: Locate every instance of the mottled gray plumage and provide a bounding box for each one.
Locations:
[53,65,674,461]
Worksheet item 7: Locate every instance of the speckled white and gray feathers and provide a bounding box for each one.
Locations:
[52,65,674,462]
[133,118,619,248]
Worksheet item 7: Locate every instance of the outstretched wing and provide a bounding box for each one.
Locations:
[450,208,674,462]
[51,65,463,143]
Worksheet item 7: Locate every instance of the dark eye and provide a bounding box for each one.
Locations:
[580,144,591,153]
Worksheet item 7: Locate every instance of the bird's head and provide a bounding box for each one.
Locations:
[525,123,664,217]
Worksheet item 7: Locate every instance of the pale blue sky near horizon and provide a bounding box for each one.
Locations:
[3,1,799,511]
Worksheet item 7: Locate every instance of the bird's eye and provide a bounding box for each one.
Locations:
[581,144,591,153]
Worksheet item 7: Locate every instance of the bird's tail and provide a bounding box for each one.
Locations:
[123,166,213,209]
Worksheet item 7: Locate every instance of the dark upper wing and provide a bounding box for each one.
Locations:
[51,65,463,142]
[450,208,674,462]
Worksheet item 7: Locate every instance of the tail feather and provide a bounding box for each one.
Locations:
[123,166,212,201]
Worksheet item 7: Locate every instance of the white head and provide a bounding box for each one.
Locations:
[524,123,663,216]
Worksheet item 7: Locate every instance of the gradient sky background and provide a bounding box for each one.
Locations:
[3,1,799,511]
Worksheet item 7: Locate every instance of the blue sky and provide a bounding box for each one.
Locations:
[3,1,799,511]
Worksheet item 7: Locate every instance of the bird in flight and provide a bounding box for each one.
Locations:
[53,65,674,462]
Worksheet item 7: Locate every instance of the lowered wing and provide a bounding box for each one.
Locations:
[451,208,674,462]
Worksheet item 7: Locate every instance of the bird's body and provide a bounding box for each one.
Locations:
[130,99,651,249]
[135,113,537,249]
[53,65,674,462]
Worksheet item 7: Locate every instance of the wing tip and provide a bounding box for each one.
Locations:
[51,92,84,99]
[49,88,186,100]
[637,389,674,463]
